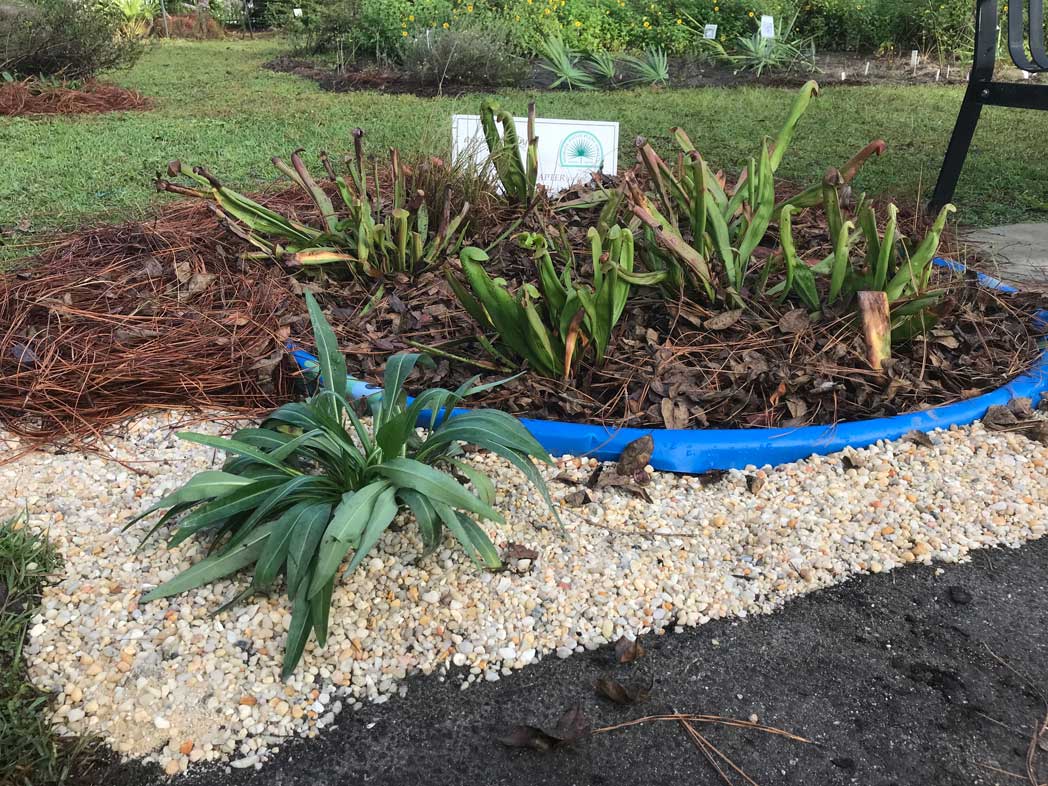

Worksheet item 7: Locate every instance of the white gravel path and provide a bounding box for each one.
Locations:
[3,410,1046,776]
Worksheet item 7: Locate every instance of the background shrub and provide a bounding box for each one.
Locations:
[0,0,142,79]
[273,0,981,61]
[399,22,529,88]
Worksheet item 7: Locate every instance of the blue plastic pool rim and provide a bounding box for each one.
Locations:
[290,259,1048,474]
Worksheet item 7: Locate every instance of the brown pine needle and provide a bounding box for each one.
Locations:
[594,712,811,744]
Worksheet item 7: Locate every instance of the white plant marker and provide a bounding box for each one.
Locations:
[911,49,919,74]
[935,67,941,81]
[864,61,870,76]
[760,15,775,38]
[703,23,718,39]
[945,65,951,80]
[841,70,846,81]
[292,6,302,16]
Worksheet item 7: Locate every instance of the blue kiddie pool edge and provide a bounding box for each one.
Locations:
[290,258,1048,474]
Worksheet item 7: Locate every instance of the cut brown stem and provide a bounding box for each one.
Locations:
[858,290,892,371]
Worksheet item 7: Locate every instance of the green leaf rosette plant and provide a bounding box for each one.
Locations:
[128,293,558,678]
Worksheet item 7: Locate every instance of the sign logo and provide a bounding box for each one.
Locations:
[558,131,604,169]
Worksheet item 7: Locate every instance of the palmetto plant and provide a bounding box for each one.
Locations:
[701,11,816,76]
[447,228,665,378]
[156,135,469,278]
[627,80,884,303]
[622,47,670,86]
[128,293,557,677]
[586,50,618,84]
[114,0,155,39]
[537,35,595,91]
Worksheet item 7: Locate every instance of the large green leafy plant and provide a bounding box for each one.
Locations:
[156,136,469,277]
[448,227,665,379]
[129,293,557,677]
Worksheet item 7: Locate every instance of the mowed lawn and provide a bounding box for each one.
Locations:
[2,37,1047,234]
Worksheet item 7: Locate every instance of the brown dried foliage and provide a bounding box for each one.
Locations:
[0,79,152,117]
[0,198,306,449]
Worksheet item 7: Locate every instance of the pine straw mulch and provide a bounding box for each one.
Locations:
[0,79,152,117]
[1,188,1045,452]
[0,197,304,446]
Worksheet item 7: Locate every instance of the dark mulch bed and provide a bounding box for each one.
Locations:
[0,79,152,117]
[263,50,1041,99]
[1,179,1043,445]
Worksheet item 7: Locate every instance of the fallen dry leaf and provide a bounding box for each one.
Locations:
[614,635,646,664]
[661,397,689,429]
[502,543,539,562]
[594,674,653,705]
[778,308,810,334]
[563,490,592,507]
[499,705,591,752]
[904,430,934,447]
[616,435,654,475]
[704,309,743,331]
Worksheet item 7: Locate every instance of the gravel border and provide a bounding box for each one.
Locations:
[3,409,1046,775]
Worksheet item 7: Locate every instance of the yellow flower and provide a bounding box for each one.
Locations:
[574,19,582,26]
[466,3,473,10]
[442,21,449,27]
[748,10,754,16]
[408,14,414,21]
[515,14,520,20]
[401,30,408,36]
[643,19,650,27]
[676,17,682,23]
[544,7,551,13]
[713,5,719,10]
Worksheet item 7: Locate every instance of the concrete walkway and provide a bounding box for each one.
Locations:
[964,222,1048,284]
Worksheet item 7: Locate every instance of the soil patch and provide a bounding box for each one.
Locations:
[264,51,1044,98]
[86,532,1048,786]
[1,188,1043,444]
[0,80,152,117]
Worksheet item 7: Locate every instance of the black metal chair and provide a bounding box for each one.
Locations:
[929,0,1048,210]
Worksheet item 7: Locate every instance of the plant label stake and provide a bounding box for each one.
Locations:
[292,7,302,16]
[703,23,718,39]
[841,70,846,81]
[865,61,870,76]
[911,50,919,73]
[935,67,941,81]
[760,15,775,38]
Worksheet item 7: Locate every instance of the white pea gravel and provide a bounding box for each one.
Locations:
[2,410,1046,775]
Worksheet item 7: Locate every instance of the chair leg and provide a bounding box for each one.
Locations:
[929,89,984,211]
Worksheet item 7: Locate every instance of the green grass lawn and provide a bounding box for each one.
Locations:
[2,38,1047,235]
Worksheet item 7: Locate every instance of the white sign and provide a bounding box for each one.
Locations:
[760,15,775,38]
[703,23,718,39]
[292,7,302,16]
[451,114,619,195]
